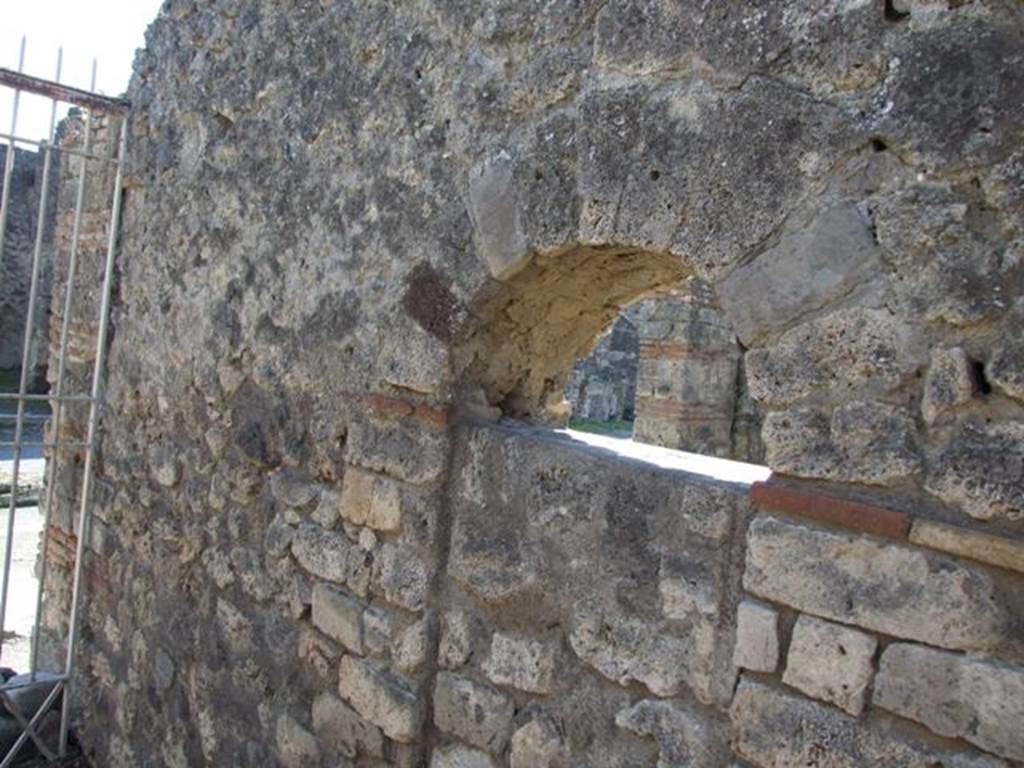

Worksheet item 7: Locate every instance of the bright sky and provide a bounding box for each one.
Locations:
[1,0,164,143]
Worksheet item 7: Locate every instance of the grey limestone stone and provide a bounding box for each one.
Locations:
[926,421,1024,523]
[362,604,398,658]
[615,699,726,768]
[337,656,424,743]
[874,643,1024,762]
[467,151,529,281]
[345,419,449,486]
[746,308,925,408]
[744,516,1007,652]
[782,614,877,716]
[990,337,1024,402]
[731,678,1008,768]
[291,523,354,584]
[569,602,698,700]
[829,400,921,485]
[509,716,570,768]
[393,617,431,673]
[312,691,384,760]
[439,610,484,670]
[923,347,977,425]
[431,743,498,768]
[270,467,322,508]
[989,304,1024,403]
[275,714,321,768]
[482,631,558,695]
[733,599,779,674]
[372,542,430,612]
[433,672,514,755]
[719,204,882,347]
[311,583,365,654]
[761,407,842,480]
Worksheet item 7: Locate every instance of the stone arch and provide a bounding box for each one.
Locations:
[451,244,691,422]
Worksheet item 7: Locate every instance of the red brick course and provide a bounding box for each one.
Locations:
[750,482,911,540]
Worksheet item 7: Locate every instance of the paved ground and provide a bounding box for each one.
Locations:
[0,459,44,675]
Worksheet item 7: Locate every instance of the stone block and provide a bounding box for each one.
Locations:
[275,714,321,768]
[467,151,529,281]
[733,599,779,674]
[340,467,402,532]
[482,632,558,694]
[439,610,483,670]
[782,614,877,715]
[312,692,384,759]
[990,335,1024,402]
[372,542,430,612]
[291,523,353,584]
[569,604,697,700]
[925,421,1024,523]
[718,203,881,346]
[431,743,498,768]
[337,656,424,743]
[922,347,976,424]
[829,400,922,485]
[745,308,925,408]
[300,627,342,682]
[509,716,570,768]
[148,443,180,487]
[874,643,1024,762]
[345,419,448,485]
[615,699,726,768]
[744,515,1007,651]
[393,617,431,673]
[433,672,514,755]
[312,487,342,529]
[311,583,364,654]
[362,605,398,657]
[909,518,1024,575]
[270,467,322,508]
[731,678,1007,768]
[658,559,720,620]
[761,407,842,481]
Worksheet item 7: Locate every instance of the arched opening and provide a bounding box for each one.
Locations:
[451,243,770,483]
[452,244,688,423]
[566,276,764,464]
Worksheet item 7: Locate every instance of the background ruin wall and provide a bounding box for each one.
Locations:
[38,1,1024,766]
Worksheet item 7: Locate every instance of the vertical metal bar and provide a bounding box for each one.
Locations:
[0,47,62,658]
[0,37,26,273]
[30,60,98,679]
[59,116,127,757]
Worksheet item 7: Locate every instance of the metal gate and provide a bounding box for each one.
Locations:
[0,37,127,765]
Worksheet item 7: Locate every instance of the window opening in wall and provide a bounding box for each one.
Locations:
[561,276,770,485]
[452,245,769,485]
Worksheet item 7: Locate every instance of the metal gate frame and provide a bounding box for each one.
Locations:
[0,38,128,764]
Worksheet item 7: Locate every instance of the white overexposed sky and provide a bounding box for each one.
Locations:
[1,0,165,144]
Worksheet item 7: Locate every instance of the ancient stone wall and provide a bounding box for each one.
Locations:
[40,1,1024,766]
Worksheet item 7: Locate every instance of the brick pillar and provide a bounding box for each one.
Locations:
[632,279,749,458]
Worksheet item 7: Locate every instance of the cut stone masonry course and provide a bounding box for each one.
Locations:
[744,515,1008,652]
[874,643,1024,762]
